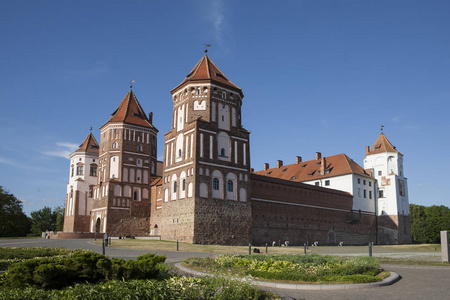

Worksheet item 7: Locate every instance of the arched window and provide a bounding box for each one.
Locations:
[227,180,233,192]
[113,142,118,149]
[197,88,201,95]
[213,178,219,190]
[179,149,182,157]
[173,181,177,193]
[182,179,186,191]
[220,148,225,157]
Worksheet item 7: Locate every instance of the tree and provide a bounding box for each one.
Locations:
[29,206,57,236]
[54,206,65,232]
[0,186,30,237]
[410,204,450,243]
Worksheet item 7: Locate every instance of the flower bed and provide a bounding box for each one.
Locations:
[185,253,385,284]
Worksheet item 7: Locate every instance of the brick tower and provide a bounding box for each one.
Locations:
[64,132,99,233]
[90,89,158,236]
[151,53,252,245]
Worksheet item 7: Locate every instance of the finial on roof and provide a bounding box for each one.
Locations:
[130,80,135,89]
[90,126,92,132]
[381,125,384,132]
[204,43,211,54]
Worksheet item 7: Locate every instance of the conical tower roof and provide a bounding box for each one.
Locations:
[102,90,156,129]
[366,132,401,155]
[75,132,99,154]
[171,54,243,97]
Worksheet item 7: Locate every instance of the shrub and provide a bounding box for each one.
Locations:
[0,247,73,260]
[0,278,277,300]
[1,250,168,290]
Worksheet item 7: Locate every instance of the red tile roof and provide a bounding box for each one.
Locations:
[75,133,99,154]
[150,177,162,186]
[254,153,372,181]
[102,90,155,129]
[171,54,243,97]
[366,132,401,155]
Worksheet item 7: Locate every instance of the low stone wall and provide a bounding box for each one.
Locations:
[49,232,104,239]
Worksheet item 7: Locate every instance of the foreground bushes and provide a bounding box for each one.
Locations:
[0,277,274,300]
[0,247,76,271]
[0,248,277,300]
[186,253,383,284]
[1,251,168,289]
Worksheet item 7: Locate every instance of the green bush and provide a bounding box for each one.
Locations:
[1,250,168,290]
[0,277,277,300]
[0,247,73,260]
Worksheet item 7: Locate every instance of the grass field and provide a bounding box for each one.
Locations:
[95,239,448,266]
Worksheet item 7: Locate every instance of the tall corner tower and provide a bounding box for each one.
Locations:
[363,132,411,244]
[91,89,158,236]
[154,53,252,245]
[64,132,99,233]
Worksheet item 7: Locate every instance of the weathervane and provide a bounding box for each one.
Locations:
[130,80,135,89]
[204,44,211,53]
[90,126,92,132]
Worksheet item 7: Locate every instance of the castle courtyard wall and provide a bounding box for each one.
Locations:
[250,174,377,246]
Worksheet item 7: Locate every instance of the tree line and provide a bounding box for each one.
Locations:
[410,204,450,244]
[0,186,64,237]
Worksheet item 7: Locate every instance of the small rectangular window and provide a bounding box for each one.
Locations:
[315,182,320,186]
[378,171,382,176]
[325,180,330,186]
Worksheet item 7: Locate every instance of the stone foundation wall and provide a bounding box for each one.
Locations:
[106,208,150,237]
[377,214,411,244]
[194,197,252,245]
[150,198,196,243]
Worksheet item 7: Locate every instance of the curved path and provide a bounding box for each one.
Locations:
[1,239,449,300]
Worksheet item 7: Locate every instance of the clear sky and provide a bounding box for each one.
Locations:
[1,0,449,216]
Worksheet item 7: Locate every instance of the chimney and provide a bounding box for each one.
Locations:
[320,157,326,175]
[316,152,322,160]
[148,112,153,124]
[366,146,370,155]
[264,163,269,171]
[296,156,302,164]
[277,160,283,168]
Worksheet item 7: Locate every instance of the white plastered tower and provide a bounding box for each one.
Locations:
[64,133,99,233]
[363,131,411,244]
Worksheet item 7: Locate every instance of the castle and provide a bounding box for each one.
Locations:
[63,54,411,245]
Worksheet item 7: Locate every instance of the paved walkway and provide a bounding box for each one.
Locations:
[1,239,449,300]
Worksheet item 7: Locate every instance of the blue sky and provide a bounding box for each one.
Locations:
[0,0,449,215]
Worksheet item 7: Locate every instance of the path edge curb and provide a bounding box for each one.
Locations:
[175,263,401,291]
